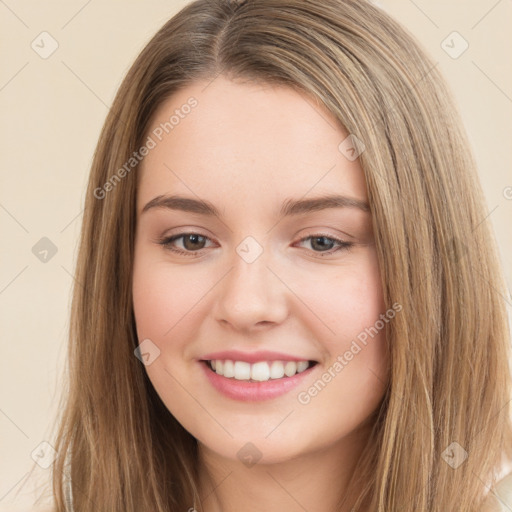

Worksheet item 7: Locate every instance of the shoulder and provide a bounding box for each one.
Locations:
[480,471,512,511]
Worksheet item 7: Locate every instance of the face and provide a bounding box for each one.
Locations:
[132,75,390,465]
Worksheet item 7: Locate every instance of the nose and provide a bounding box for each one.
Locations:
[213,247,289,332]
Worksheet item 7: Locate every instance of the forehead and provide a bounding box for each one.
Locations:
[137,76,368,212]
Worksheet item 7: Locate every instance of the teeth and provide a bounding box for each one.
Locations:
[251,362,270,381]
[208,359,312,381]
[223,359,234,378]
[284,361,297,377]
[269,360,285,379]
[296,361,309,373]
[234,361,251,380]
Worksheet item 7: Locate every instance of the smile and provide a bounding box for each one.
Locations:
[200,359,319,401]
[206,359,315,382]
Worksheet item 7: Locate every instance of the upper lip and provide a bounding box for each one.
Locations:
[200,350,316,364]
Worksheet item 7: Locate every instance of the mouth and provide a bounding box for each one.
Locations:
[200,359,319,383]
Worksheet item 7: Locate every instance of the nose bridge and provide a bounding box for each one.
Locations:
[231,238,269,292]
[214,235,288,328]
[228,237,273,304]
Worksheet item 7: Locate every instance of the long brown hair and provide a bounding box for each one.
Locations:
[47,0,512,510]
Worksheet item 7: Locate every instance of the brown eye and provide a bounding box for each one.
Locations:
[158,232,214,256]
[180,234,207,250]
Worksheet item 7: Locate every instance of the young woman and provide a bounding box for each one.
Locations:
[47,0,512,510]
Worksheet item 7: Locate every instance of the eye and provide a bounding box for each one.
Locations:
[157,233,215,257]
[295,234,353,255]
[156,232,353,257]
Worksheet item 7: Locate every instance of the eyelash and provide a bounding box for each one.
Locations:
[156,232,353,258]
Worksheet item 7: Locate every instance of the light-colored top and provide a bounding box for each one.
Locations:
[481,471,512,511]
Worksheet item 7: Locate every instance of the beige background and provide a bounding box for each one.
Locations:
[0,0,511,509]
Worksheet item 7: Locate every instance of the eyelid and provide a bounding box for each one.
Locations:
[298,227,356,241]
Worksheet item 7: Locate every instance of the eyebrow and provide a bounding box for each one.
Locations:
[141,193,370,217]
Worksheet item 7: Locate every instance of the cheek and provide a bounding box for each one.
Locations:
[292,249,386,354]
[132,266,174,340]
[338,247,384,306]
[132,256,212,341]
[289,261,389,446]
[300,250,389,397]
[131,254,211,415]
[332,251,388,371]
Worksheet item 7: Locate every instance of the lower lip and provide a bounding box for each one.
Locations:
[199,361,317,401]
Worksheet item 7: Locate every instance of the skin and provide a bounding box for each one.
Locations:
[132,75,390,512]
